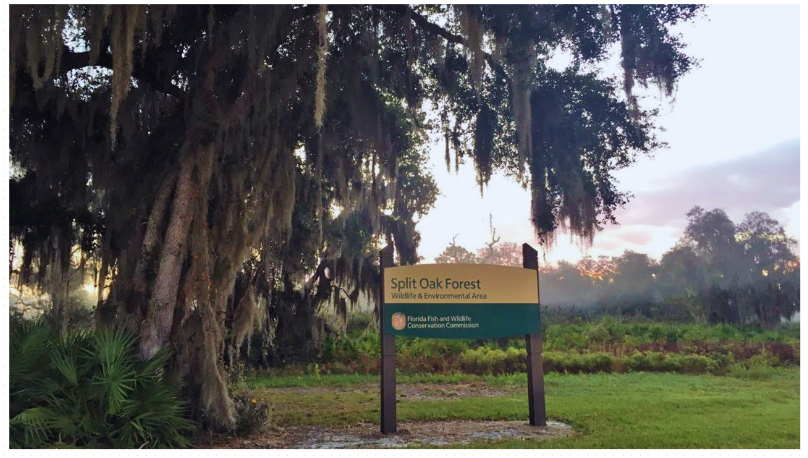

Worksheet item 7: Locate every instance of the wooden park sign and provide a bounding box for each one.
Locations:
[378,243,546,434]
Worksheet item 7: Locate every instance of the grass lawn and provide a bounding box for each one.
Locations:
[242,368,800,448]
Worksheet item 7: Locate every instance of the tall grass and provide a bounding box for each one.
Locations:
[301,314,799,376]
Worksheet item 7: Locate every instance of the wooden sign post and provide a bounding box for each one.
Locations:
[523,243,547,427]
[379,245,396,434]
[379,243,546,434]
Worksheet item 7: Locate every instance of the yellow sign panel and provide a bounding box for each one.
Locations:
[383,264,539,304]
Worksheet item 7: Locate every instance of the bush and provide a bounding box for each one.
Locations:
[10,320,195,448]
[624,351,681,373]
[679,355,717,374]
[765,341,799,365]
[580,353,615,373]
[583,324,611,344]
[727,354,783,380]
[232,394,269,436]
[543,352,615,374]
[745,352,781,368]
[705,351,735,371]
[457,347,526,375]
[311,316,798,377]
[345,312,374,334]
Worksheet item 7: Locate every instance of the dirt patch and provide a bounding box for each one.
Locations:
[207,420,573,449]
[397,382,518,400]
[254,382,517,401]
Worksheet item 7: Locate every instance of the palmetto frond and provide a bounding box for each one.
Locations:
[10,321,194,448]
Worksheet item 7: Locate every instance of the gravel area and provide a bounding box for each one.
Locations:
[208,420,573,449]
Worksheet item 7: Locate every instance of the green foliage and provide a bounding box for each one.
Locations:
[231,394,269,436]
[434,239,480,264]
[623,352,675,373]
[10,319,195,449]
[457,347,527,375]
[344,312,374,334]
[520,207,799,326]
[298,317,798,377]
[543,352,615,374]
[582,324,611,344]
[727,353,786,381]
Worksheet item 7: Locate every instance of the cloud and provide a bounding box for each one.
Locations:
[611,227,654,246]
[419,139,800,265]
[585,225,681,260]
[616,139,800,229]
[534,139,801,264]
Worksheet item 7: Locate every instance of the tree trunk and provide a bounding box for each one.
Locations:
[49,285,69,336]
[113,169,179,331]
[133,169,178,293]
[94,255,113,329]
[139,155,196,359]
[47,231,71,336]
[9,241,15,281]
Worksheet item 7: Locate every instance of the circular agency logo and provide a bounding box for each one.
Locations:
[391,312,407,331]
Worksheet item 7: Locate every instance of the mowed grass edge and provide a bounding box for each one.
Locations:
[243,368,800,448]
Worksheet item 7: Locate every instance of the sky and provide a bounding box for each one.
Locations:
[416,4,801,266]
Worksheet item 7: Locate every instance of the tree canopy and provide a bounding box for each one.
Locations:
[516,207,799,324]
[9,4,704,431]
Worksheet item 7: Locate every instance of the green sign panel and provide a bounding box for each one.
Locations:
[382,264,540,339]
[383,303,539,338]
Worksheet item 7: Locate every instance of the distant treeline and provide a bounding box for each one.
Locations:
[437,207,800,326]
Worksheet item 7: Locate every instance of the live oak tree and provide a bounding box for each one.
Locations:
[658,243,707,296]
[9,4,703,430]
[683,207,800,325]
[734,212,800,326]
[434,220,522,267]
[435,235,480,264]
[231,131,438,368]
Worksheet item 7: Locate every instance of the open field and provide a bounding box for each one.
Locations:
[221,367,800,448]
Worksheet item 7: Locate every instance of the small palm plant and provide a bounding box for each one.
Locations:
[10,319,195,448]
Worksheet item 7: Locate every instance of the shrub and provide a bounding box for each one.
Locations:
[745,352,781,368]
[232,394,269,436]
[345,312,374,334]
[583,324,611,344]
[580,353,615,373]
[539,351,615,374]
[313,316,799,376]
[679,355,717,374]
[765,341,799,365]
[541,351,566,374]
[624,351,681,373]
[705,352,735,372]
[457,347,527,375]
[10,320,195,448]
[727,354,783,380]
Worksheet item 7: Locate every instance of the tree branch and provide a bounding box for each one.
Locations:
[379,5,511,83]
[55,5,509,103]
[60,47,185,100]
